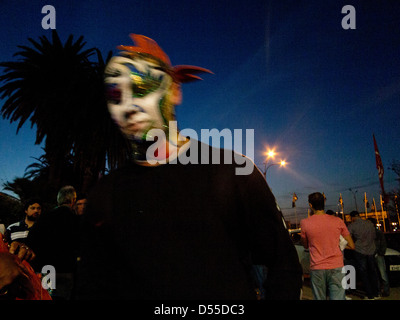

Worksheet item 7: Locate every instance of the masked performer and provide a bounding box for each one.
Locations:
[76,34,302,300]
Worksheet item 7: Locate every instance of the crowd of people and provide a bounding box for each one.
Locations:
[0,187,86,300]
[0,188,391,301]
[0,33,304,301]
[1,32,393,302]
[0,179,304,301]
[300,192,391,300]
[0,32,394,302]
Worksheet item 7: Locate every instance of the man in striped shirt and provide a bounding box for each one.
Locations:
[5,198,42,244]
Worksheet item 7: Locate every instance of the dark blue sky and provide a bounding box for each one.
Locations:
[0,0,399,222]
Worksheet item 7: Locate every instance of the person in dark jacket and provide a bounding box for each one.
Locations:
[76,34,303,300]
[348,211,380,299]
[368,218,390,297]
[27,185,79,300]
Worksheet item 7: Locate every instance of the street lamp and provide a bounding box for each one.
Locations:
[266,149,276,159]
[264,160,286,178]
[262,148,286,179]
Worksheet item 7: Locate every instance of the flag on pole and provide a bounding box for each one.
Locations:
[380,194,387,211]
[379,196,388,232]
[339,194,343,208]
[373,134,386,199]
[371,198,376,212]
[339,193,344,221]
[292,193,298,208]
[364,192,369,208]
[363,192,369,218]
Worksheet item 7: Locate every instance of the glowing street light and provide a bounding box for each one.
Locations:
[266,149,276,159]
[265,160,286,177]
[262,147,287,179]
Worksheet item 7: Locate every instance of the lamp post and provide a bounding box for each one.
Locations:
[262,148,286,179]
[264,161,286,179]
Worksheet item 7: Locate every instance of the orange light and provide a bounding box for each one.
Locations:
[266,149,276,159]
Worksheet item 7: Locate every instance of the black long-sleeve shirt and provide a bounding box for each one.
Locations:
[76,141,302,299]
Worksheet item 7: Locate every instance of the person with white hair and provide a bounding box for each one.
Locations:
[27,185,79,300]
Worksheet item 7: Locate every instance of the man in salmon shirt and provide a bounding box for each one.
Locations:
[301,192,355,300]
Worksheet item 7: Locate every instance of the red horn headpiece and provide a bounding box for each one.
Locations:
[117,34,213,83]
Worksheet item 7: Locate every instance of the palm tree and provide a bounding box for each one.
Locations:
[24,152,51,181]
[0,31,129,193]
[2,177,37,202]
[2,175,57,215]
[67,48,131,192]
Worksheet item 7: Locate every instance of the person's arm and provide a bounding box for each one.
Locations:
[8,241,36,262]
[238,162,303,300]
[0,252,33,299]
[300,223,308,248]
[343,234,355,250]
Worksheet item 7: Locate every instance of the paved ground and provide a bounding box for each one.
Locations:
[301,276,400,300]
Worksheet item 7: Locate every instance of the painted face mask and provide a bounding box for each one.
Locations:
[105,55,173,141]
[105,34,212,161]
